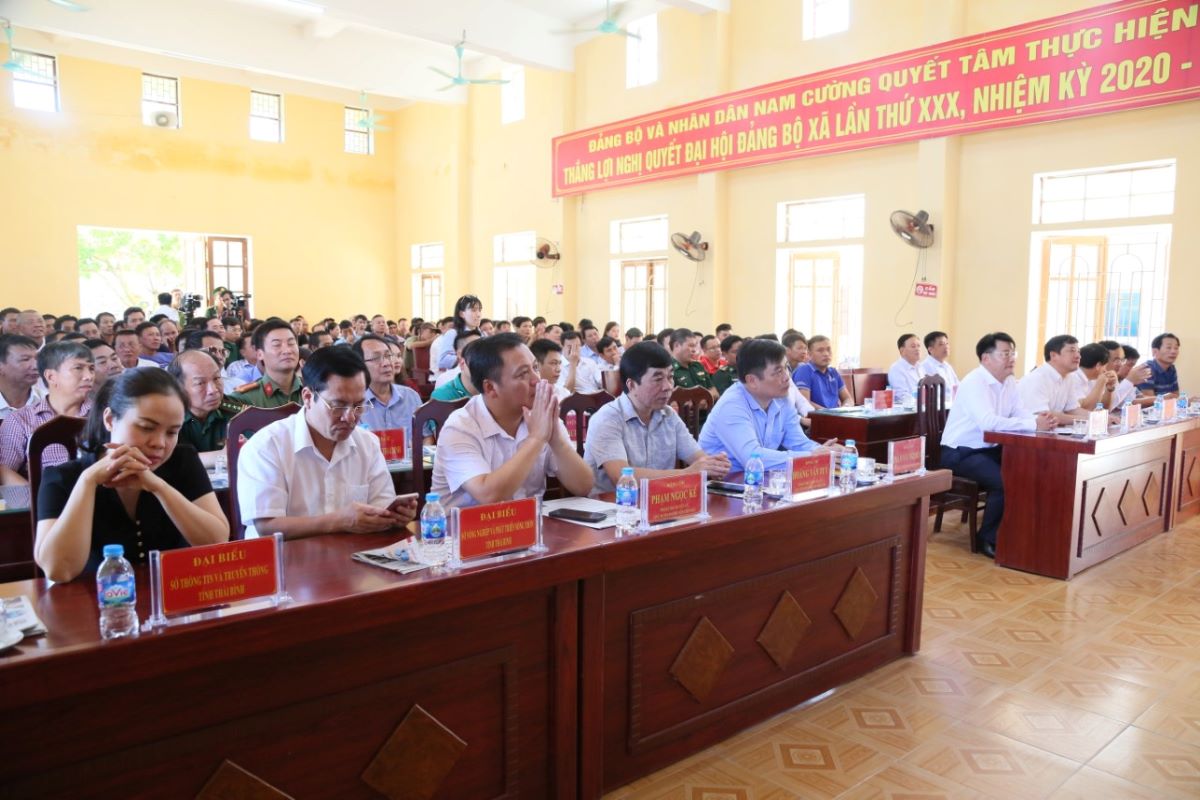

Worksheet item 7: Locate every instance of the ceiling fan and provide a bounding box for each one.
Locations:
[2,19,30,75]
[553,0,640,39]
[353,90,388,132]
[428,31,510,92]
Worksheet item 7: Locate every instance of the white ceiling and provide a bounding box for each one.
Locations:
[2,0,726,107]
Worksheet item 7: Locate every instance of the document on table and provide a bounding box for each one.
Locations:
[4,595,47,636]
[352,540,434,574]
[541,497,621,530]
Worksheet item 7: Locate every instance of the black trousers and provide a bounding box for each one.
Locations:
[940,445,1004,547]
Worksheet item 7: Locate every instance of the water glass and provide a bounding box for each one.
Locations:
[863,397,874,412]
[767,469,789,497]
[1072,418,1088,437]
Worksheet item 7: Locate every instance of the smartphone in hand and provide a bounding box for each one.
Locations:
[386,493,419,514]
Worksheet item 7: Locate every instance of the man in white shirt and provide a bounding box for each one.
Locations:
[887,333,924,400]
[237,346,417,539]
[941,332,1055,558]
[150,292,180,323]
[1017,335,1091,424]
[531,338,570,400]
[0,335,46,421]
[431,333,593,508]
[575,335,621,394]
[1097,340,1152,408]
[1070,343,1118,411]
[921,331,960,395]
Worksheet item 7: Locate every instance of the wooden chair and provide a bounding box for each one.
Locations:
[559,392,616,457]
[26,416,86,561]
[853,370,889,406]
[411,346,434,400]
[916,376,984,552]
[838,370,856,403]
[410,397,469,504]
[671,386,715,439]
[226,403,302,540]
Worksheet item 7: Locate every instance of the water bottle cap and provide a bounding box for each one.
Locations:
[846,439,856,446]
[621,467,635,475]
[751,451,761,458]
[425,493,440,502]
[102,544,124,558]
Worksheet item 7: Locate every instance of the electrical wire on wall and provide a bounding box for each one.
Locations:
[892,247,927,328]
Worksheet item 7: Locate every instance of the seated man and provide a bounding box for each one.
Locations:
[782,331,808,373]
[430,333,593,508]
[531,338,570,400]
[135,322,172,367]
[354,334,422,432]
[1138,332,1180,396]
[16,309,47,349]
[224,332,263,385]
[113,330,143,370]
[1018,335,1088,423]
[1097,340,1151,408]
[921,331,960,395]
[230,320,303,408]
[941,332,1055,558]
[698,338,821,473]
[1071,343,1117,411]
[887,333,924,400]
[585,342,730,494]
[624,327,643,350]
[431,330,481,401]
[0,341,95,484]
[221,316,243,367]
[237,346,416,539]
[792,335,851,408]
[712,335,743,396]
[169,349,247,467]
[575,335,620,394]
[0,334,46,421]
[579,323,604,364]
[669,328,716,396]
[183,329,230,368]
[76,318,101,340]
[699,334,725,374]
[86,338,124,390]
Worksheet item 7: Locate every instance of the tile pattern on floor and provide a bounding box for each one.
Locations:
[604,514,1200,799]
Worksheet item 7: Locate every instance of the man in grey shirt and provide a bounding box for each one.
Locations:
[584,342,731,495]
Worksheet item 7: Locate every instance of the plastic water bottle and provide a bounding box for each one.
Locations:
[743,452,765,511]
[1153,395,1164,420]
[615,467,640,533]
[1179,391,1190,416]
[419,493,448,565]
[840,440,859,494]
[97,544,138,640]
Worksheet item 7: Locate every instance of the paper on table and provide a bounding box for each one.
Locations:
[351,539,433,575]
[541,497,620,530]
[4,595,47,636]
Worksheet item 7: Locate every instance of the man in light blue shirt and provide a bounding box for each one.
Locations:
[354,335,422,433]
[699,339,821,472]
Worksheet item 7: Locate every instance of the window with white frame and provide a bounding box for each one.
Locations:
[142,73,180,127]
[11,50,59,112]
[775,194,865,366]
[500,64,525,125]
[626,14,658,89]
[802,0,850,40]
[493,231,537,320]
[411,242,445,320]
[609,215,669,334]
[249,91,283,143]
[1028,160,1175,367]
[344,106,373,155]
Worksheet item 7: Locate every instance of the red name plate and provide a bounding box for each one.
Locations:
[1123,403,1142,429]
[160,537,278,617]
[458,497,538,560]
[644,473,704,526]
[872,389,894,410]
[791,452,832,494]
[373,428,406,461]
[1163,397,1178,420]
[915,282,938,299]
[889,436,925,476]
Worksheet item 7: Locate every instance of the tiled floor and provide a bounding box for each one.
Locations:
[604,515,1200,799]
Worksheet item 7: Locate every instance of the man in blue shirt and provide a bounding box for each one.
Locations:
[1137,332,1180,396]
[792,335,851,408]
[699,339,822,472]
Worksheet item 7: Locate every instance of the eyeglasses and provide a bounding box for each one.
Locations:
[362,355,390,364]
[316,393,367,418]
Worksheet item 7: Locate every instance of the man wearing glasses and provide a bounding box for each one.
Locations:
[353,334,421,432]
[941,332,1055,558]
[237,346,417,539]
[230,320,303,408]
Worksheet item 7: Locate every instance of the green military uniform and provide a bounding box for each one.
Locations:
[672,359,713,390]
[230,373,303,408]
[431,374,471,401]
[712,365,737,395]
[179,395,247,453]
[223,340,238,367]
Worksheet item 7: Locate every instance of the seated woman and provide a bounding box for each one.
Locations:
[34,368,230,582]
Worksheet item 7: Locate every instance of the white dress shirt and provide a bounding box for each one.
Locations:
[574,357,614,394]
[1017,364,1080,415]
[152,304,180,322]
[430,394,567,509]
[236,408,396,537]
[434,366,459,389]
[941,365,1036,449]
[787,382,815,418]
[0,383,46,421]
[887,357,924,398]
[921,356,960,395]
[1113,379,1138,408]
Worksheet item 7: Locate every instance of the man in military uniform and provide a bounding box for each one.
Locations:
[168,350,249,464]
[669,328,717,400]
[712,335,743,395]
[230,319,303,408]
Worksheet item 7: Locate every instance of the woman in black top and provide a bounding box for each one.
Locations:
[35,368,229,582]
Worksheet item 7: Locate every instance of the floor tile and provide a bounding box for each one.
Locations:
[860,656,1008,721]
[838,761,995,799]
[1056,639,1194,691]
[925,635,1054,686]
[963,689,1125,762]
[1012,661,1162,723]
[1133,693,1200,748]
[802,687,959,759]
[1047,765,1166,800]
[1088,725,1200,800]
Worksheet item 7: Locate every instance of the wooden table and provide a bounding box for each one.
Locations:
[0,486,32,583]
[985,416,1200,579]
[808,407,920,461]
[0,471,949,798]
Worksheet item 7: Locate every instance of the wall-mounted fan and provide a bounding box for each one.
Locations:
[151,110,178,128]
[553,0,641,39]
[889,210,935,248]
[353,91,388,132]
[530,238,561,269]
[671,231,709,262]
[429,31,510,91]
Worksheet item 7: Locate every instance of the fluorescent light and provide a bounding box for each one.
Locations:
[255,0,325,15]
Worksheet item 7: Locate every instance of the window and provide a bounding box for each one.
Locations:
[500,65,525,125]
[411,242,445,319]
[775,195,865,365]
[11,50,59,112]
[1033,160,1176,224]
[206,237,251,315]
[250,91,283,143]
[493,231,537,320]
[344,106,373,155]
[802,0,850,40]
[626,14,658,88]
[610,215,669,333]
[142,73,180,127]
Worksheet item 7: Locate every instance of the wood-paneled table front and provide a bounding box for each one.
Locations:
[807,407,920,461]
[985,417,1200,579]
[0,471,950,799]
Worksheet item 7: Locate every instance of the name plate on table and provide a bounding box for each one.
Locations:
[789,451,835,499]
[1088,408,1108,437]
[887,436,926,479]
[871,389,894,411]
[1163,397,1178,421]
[1122,403,1142,430]
[147,534,288,629]
[373,428,407,461]
[641,472,708,529]
[455,497,539,560]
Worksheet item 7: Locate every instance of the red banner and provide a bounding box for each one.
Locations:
[160,538,278,617]
[643,473,704,525]
[889,437,926,476]
[457,497,538,559]
[373,428,406,462]
[791,452,833,494]
[872,389,895,411]
[552,0,1200,196]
